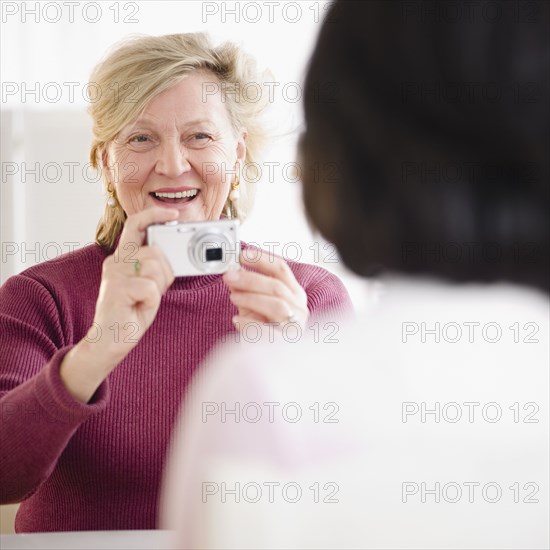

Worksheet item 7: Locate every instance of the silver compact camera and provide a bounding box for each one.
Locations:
[146,219,240,277]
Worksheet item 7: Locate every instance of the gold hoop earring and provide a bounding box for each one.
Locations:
[229,174,241,202]
[107,183,116,207]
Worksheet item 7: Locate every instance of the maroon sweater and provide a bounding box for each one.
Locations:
[0,243,352,532]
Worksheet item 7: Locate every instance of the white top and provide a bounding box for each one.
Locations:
[161,276,549,549]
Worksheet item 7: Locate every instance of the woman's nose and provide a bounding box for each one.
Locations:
[154,140,191,178]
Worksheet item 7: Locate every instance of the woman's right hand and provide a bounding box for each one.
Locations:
[61,207,179,403]
[87,207,179,368]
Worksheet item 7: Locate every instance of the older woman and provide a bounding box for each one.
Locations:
[0,33,352,532]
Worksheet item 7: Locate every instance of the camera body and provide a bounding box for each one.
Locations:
[146,219,240,277]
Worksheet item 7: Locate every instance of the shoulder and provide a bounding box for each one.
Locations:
[1,243,107,303]
[286,257,343,291]
[204,277,550,401]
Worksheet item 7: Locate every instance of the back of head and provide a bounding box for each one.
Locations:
[301,0,549,292]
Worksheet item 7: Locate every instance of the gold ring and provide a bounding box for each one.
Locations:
[133,259,141,276]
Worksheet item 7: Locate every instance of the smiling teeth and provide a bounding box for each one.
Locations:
[153,189,198,199]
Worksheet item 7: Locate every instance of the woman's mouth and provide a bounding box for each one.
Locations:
[150,189,199,205]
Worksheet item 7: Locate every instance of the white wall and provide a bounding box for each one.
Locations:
[1,0,374,309]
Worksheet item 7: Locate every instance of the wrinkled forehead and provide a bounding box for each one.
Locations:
[131,71,233,130]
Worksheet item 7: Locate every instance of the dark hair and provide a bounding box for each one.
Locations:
[300,0,549,292]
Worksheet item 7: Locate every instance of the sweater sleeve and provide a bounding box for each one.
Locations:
[0,275,109,504]
[305,270,355,322]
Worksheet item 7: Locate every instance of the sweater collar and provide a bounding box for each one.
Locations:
[169,273,223,291]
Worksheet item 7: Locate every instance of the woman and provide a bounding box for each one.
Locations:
[0,33,352,532]
[161,2,549,548]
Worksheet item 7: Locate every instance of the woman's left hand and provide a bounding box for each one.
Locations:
[223,249,309,331]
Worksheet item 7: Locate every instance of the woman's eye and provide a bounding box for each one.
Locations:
[129,134,150,143]
[192,133,212,143]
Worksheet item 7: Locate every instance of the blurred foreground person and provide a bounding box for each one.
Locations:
[161,1,549,548]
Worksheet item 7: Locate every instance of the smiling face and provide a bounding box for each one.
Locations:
[105,70,247,222]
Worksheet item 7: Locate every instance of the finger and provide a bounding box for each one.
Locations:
[229,291,304,324]
[236,305,270,323]
[122,277,162,311]
[133,256,173,295]
[232,315,271,333]
[234,308,268,324]
[235,306,255,317]
[223,268,294,302]
[239,250,303,295]
[104,245,174,301]
[118,207,179,253]
[151,247,175,290]
[134,247,175,291]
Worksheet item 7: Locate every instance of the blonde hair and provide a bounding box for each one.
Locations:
[88,33,271,250]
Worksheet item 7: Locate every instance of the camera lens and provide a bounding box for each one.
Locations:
[188,222,239,274]
[205,248,223,262]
